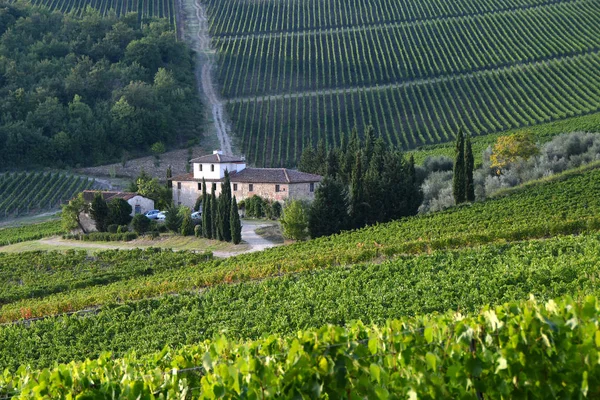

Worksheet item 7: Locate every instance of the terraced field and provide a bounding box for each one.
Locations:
[201,0,600,166]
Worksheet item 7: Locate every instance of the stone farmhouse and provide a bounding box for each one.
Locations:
[171,150,322,209]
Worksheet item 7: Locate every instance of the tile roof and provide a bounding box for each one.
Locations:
[172,169,322,184]
[82,190,140,203]
[231,168,322,183]
[189,153,245,163]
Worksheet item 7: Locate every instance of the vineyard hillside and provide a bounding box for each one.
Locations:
[10,0,177,25]
[198,0,600,166]
[1,166,599,323]
[0,173,94,219]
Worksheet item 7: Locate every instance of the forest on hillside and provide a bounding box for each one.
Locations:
[0,4,202,169]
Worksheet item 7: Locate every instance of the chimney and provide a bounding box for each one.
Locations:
[213,150,223,155]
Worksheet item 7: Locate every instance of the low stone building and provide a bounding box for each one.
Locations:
[172,151,322,209]
[80,191,155,232]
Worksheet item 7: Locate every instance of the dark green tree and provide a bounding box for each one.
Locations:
[90,192,109,232]
[230,196,242,244]
[308,177,349,238]
[349,152,367,228]
[465,134,475,202]
[210,192,217,239]
[132,214,151,234]
[298,145,318,174]
[164,203,183,233]
[180,210,194,236]
[453,128,466,204]
[201,179,209,237]
[203,184,212,239]
[217,170,233,242]
[107,198,132,226]
[166,165,172,189]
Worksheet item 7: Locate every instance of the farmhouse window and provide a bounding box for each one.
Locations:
[310,183,314,192]
[233,184,238,191]
[249,184,254,192]
[275,184,280,192]
[198,183,202,191]
[212,183,217,192]
[211,164,215,172]
[177,182,182,190]
[200,164,203,171]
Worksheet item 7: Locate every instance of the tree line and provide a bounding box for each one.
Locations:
[0,4,203,169]
[297,127,422,238]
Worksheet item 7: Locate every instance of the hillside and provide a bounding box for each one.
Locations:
[197,0,600,166]
[0,4,202,169]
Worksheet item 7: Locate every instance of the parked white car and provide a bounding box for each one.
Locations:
[156,211,168,220]
[191,211,202,220]
[144,209,160,219]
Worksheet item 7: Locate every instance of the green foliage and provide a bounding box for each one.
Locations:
[130,171,172,210]
[164,204,183,233]
[1,294,600,398]
[210,193,217,239]
[308,177,348,238]
[61,193,88,232]
[490,131,540,174]
[270,201,282,219]
[202,180,211,239]
[453,128,466,204]
[90,192,109,232]
[230,196,242,244]
[131,214,151,234]
[465,134,475,202]
[64,232,138,242]
[0,6,202,169]
[280,200,308,240]
[217,171,232,242]
[180,211,194,236]
[0,222,65,247]
[107,199,132,227]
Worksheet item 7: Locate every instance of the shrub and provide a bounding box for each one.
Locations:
[194,225,202,237]
[181,212,194,236]
[107,224,119,233]
[132,214,151,234]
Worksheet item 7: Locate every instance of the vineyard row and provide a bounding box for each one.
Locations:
[214,0,600,98]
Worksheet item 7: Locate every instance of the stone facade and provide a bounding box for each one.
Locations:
[173,180,319,209]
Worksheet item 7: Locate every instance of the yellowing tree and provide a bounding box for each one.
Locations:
[490,131,539,174]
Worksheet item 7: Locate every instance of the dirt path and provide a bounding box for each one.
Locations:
[187,0,234,155]
[30,221,280,257]
[214,222,280,257]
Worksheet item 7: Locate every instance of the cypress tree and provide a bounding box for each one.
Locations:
[166,165,172,188]
[349,152,367,229]
[453,128,466,204]
[308,177,349,238]
[230,196,242,244]
[465,134,475,202]
[90,192,109,232]
[210,192,217,239]
[201,179,209,237]
[217,170,232,242]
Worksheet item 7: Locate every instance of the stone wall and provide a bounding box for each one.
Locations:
[173,180,319,209]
